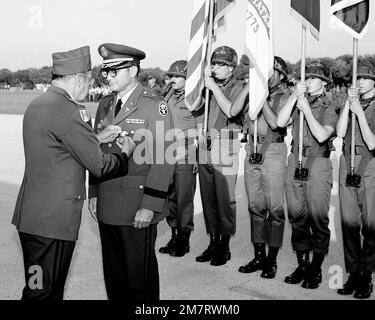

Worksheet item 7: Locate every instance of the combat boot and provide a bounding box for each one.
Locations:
[301,252,325,289]
[354,271,373,299]
[337,272,360,295]
[196,234,219,262]
[261,246,279,279]
[285,250,310,284]
[211,235,231,266]
[170,230,191,257]
[238,243,266,273]
[159,227,178,254]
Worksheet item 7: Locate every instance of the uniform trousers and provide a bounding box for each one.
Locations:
[339,155,375,273]
[244,142,287,247]
[19,232,75,300]
[286,155,332,254]
[98,222,159,301]
[198,133,240,235]
[167,163,196,231]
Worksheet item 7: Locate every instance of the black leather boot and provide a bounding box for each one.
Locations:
[159,227,178,254]
[337,272,360,295]
[170,230,191,257]
[196,234,219,262]
[301,252,325,289]
[284,250,310,284]
[238,243,266,273]
[261,246,279,279]
[211,235,231,266]
[354,271,373,299]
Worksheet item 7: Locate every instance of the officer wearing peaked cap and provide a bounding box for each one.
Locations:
[89,43,174,301]
[336,64,375,299]
[12,46,135,300]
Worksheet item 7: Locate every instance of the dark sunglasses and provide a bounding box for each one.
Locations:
[100,65,131,78]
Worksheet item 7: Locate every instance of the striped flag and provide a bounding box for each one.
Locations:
[246,0,274,120]
[185,0,235,111]
[330,0,369,39]
[291,0,320,40]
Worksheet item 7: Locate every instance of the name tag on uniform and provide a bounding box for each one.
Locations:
[125,119,145,125]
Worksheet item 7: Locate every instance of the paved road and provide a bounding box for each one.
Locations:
[0,114,371,300]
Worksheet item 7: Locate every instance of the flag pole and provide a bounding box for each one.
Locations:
[253,118,258,154]
[203,0,215,138]
[298,25,307,171]
[350,38,359,175]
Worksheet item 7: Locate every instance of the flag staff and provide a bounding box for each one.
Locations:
[297,25,307,175]
[203,0,215,139]
[350,38,359,176]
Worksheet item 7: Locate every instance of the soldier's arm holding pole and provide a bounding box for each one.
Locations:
[276,89,297,128]
[230,82,249,117]
[336,99,350,138]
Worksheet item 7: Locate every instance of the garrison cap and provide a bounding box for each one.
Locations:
[166,60,187,78]
[274,56,289,78]
[304,61,333,84]
[357,64,375,80]
[211,46,238,67]
[98,43,146,68]
[52,46,91,76]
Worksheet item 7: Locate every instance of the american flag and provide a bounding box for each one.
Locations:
[330,0,369,39]
[185,0,235,112]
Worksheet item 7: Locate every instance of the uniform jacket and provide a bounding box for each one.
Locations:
[12,85,128,241]
[89,83,175,225]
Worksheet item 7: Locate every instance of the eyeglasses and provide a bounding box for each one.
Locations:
[101,66,131,78]
[79,75,95,86]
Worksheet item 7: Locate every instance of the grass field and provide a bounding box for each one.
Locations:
[0,90,99,116]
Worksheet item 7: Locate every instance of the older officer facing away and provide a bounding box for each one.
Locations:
[12,46,135,300]
[88,43,174,301]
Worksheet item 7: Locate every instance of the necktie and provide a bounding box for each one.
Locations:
[114,99,122,117]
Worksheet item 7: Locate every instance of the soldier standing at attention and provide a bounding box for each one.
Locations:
[88,43,174,301]
[196,46,244,266]
[231,57,290,279]
[159,60,203,257]
[12,46,135,300]
[277,61,338,289]
[336,64,375,299]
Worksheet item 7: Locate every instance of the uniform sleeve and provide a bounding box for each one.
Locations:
[88,104,102,198]
[141,99,175,213]
[322,102,339,132]
[61,108,129,181]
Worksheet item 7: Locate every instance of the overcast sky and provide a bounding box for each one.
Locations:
[1,0,374,71]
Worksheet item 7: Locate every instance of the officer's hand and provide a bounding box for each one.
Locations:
[296,95,310,114]
[133,208,154,229]
[88,197,97,223]
[116,134,136,158]
[97,125,122,144]
[295,82,307,97]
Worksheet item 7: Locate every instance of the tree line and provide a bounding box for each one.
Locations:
[1,54,374,90]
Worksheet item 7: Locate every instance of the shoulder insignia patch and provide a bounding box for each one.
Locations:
[158,102,168,117]
[80,109,91,122]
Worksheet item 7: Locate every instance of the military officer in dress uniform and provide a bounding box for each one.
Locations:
[231,56,290,279]
[12,46,135,300]
[196,46,244,266]
[159,60,203,257]
[88,43,174,301]
[336,65,375,299]
[277,61,338,289]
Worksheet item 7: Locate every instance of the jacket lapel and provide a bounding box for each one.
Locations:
[113,83,144,125]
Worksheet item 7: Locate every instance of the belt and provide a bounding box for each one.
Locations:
[256,135,284,144]
[302,147,330,158]
[216,130,239,140]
